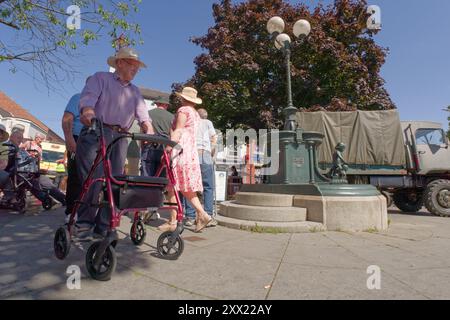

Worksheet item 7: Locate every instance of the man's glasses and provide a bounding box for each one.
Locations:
[121,59,140,70]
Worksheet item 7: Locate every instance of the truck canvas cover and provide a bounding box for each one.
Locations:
[296,110,406,166]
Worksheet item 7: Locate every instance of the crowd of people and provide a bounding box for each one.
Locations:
[60,47,219,239]
[0,47,222,237]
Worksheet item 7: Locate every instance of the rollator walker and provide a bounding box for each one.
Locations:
[53,119,185,281]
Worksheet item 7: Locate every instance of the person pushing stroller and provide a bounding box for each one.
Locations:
[0,127,66,209]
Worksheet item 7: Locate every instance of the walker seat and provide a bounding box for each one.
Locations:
[112,175,169,210]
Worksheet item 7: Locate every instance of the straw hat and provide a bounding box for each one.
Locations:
[107,47,147,69]
[0,124,9,142]
[176,87,202,105]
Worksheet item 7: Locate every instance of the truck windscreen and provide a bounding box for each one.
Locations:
[416,129,445,146]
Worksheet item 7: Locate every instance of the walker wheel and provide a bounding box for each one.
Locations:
[54,227,71,260]
[157,231,184,260]
[15,198,26,213]
[130,220,146,246]
[85,241,117,281]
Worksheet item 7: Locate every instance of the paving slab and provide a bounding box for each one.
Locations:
[267,263,428,300]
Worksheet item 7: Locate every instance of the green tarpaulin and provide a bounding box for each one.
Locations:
[296,110,406,166]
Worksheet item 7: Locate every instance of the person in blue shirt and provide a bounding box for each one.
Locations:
[62,93,83,223]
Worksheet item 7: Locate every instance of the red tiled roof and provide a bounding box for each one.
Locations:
[0,91,64,144]
[0,91,48,131]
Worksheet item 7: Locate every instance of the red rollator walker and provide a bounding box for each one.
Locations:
[53,119,185,281]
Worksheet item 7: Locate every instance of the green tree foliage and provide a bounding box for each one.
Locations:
[179,0,395,130]
[0,0,142,89]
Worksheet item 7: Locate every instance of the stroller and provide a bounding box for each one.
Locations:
[0,143,55,212]
[53,119,185,281]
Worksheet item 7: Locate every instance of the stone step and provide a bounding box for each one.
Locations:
[235,192,294,207]
[215,214,326,233]
[219,201,307,222]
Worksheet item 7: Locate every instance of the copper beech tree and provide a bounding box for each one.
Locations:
[175,0,395,130]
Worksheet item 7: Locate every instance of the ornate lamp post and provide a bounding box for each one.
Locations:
[267,17,311,131]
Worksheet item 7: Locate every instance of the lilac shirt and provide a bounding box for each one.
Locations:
[79,72,150,129]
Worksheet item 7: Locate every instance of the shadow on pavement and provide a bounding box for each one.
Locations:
[388,208,434,217]
[0,206,163,299]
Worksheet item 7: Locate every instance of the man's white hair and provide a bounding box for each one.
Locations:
[197,108,208,120]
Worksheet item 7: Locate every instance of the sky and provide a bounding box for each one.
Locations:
[1,0,450,137]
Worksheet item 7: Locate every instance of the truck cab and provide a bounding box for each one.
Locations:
[401,121,450,175]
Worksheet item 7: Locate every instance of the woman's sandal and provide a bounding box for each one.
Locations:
[158,221,177,232]
[195,215,212,233]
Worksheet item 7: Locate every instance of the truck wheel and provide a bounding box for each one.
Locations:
[381,191,393,208]
[393,191,423,213]
[423,180,441,212]
[424,180,450,217]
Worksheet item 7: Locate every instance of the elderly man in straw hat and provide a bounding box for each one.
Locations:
[0,124,14,202]
[75,47,154,239]
[0,125,9,167]
[0,124,9,140]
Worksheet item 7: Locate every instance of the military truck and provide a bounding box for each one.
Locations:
[296,110,450,217]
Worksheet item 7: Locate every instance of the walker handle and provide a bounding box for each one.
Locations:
[132,134,180,149]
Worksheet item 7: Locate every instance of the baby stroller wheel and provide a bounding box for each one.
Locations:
[157,231,184,260]
[86,241,117,281]
[130,220,146,246]
[42,197,53,211]
[54,227,71,260]
[15,198,26,213]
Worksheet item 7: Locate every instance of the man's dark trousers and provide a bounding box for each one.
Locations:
[75,126,128,234]
[35,176,66,205]
[65,135,80,216]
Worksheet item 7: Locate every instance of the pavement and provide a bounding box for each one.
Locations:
[1,202,450,300]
